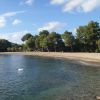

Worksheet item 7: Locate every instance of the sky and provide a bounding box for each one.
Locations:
[0,0,100,44]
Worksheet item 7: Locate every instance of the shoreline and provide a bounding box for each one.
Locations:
[0,52,100,66]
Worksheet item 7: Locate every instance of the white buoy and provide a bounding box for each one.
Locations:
[18,68,23,71]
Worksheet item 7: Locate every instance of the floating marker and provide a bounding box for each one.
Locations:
[18,68,23,71]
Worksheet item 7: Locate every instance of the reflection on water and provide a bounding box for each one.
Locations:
[0,55,100,100]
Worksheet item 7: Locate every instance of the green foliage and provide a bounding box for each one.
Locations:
[47,32,64,51]
[39,30,49,51]
[35,36,41,50]
[26,37,35,51]
[76,21,100,52]
[21,33,33,42]
[7,43,22,52]
[0,39,11,52]
[0,21,100,52]
[39,30,49,36]
[62,31,74,51]
[96,40,100,52]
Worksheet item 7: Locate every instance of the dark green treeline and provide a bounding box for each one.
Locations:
[0,21,100,52]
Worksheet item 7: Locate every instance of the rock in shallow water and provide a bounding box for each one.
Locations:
[96,96,100,100]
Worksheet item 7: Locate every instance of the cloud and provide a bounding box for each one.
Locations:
[81,0,100,12]
[51,0,66,5]
[20,0,34,6]
[1,11,25,17]
[38,21,65,32]
[0,31,29,44]
[0,17,6,28]
[51,0,100,13]
[12,19,22,26]
[25,0,34,5]
[0,11,25,28]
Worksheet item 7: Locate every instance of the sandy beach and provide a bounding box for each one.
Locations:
[0,52,100,66]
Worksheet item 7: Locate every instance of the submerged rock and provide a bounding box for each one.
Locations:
[96,96,100,100]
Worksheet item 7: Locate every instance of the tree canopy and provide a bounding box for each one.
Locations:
[0,39,11,52]
[0,21,100,52]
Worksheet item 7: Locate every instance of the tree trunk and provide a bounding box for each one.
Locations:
[71,46,73,52]
[42,47,44,52]
[47,47,49,52]
[54,46,56,52]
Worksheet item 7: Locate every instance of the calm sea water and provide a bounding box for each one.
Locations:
[0,55,100,100]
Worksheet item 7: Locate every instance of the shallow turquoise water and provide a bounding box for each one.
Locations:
[0,55,100,100]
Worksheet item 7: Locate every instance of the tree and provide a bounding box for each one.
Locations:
[21,33,33,42]
[48,32,64,52]
[96,40,100,52]
[38,30,49,51]
[35,36,41,51]
[39,30,49,37]
[22,44,27,51]
[0,39,11,52]
[21,33,35,51]
[26,37,35,51]
[7,43,22,52]
[1,20,99,53]
[76,21,100,52]
[62,31,74,52]
[40,37,49,51]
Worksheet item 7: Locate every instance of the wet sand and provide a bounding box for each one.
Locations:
[0,52,100,66]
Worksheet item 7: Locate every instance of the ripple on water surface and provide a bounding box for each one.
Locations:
[0,55,100,100]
